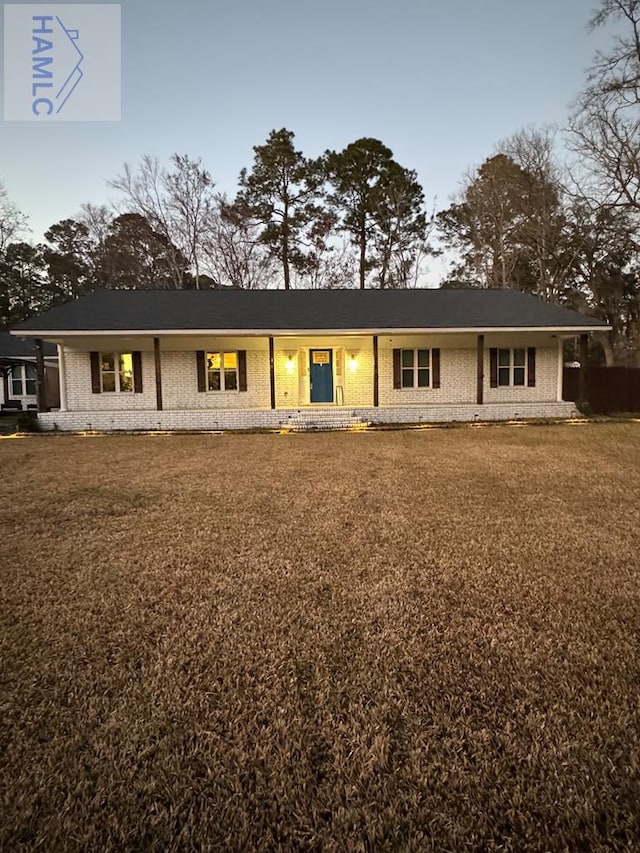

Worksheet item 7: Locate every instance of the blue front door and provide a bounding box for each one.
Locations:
[310,349,333,403]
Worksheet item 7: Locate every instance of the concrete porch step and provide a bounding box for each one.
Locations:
[279,408,370,431]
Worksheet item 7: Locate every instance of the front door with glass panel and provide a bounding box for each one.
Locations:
[309,349,333,403]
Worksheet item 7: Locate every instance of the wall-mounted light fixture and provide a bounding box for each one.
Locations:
[285,353,296,373]
[348,354,358,372]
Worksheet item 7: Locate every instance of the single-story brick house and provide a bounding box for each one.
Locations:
[12,288,607,430]
[0,331,59,412]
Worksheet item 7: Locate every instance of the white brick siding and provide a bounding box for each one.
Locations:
[274,337,375,407]
[65,349,156,411]
[162,350,271,410]
[483,347,556,404]
[379,346,476,406]
[42,333,569,431]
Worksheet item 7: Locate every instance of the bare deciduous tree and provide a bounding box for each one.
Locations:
[0,181,28,253]
[568,1,640,212]
[109,154,215,288]
[200,196,278,290]
[163,155,215,288]
[78,203,113,246]
[497,127,575,301]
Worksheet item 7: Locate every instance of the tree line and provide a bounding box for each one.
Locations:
[1,0,639,364]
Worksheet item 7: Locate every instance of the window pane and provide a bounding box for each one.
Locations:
[207,352,221,370]
[208,371,221,391]
[223,352,237,369]
[498,367,510,386]
[402,368,414,388]
[514,349,525,367]
[11,377,22,396]
[417,368,430,388]
[26,379,37,396]
[498,349,510,367]
[401,350,414,368]
[102,372,116,392]
[514,367,525,386]
[101,353,115,371]
[26,365,37,380]
[119,354,133,392]
[417,349,429,368]
[224,369,238,390]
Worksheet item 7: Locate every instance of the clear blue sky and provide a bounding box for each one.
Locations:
[1,0,607,249]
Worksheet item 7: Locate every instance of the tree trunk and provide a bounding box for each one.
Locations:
[359,223,366,289]
[599,332,616,367]
[194,255,200,290]
[283,255,290,290]
[283,199,290,290]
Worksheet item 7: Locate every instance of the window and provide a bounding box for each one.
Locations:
[401,349,430,388]
[207,352,238,391]
[10,364,37,396]
[498,348,526,386]
[101,352,134,393]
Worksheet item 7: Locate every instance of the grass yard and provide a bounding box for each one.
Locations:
[1,424,640,852]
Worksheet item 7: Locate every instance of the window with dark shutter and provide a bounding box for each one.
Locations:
[489,348,498,388]
[432,348,441,389]
[527,348,536,387]
[196,351,206,392]
[132,351,143,393]
[238,350,247,392]
[392,349,401,389]
[90,351,101,394]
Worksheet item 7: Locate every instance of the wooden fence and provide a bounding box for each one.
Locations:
[563,367,640,414]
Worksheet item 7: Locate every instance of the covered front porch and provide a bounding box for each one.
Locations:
[47,333,382,414]
[29,328,587,431]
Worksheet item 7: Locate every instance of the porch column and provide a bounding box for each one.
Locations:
[556,338,563,402]
[578,333,589,406]
[35,338,47,413]
[57,344,67,411]
[373,335,379,407]
[269,336,276,410]
[153,337,163,411]
[476,334,484,405]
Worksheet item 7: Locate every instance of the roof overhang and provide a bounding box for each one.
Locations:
[11,325,611,337]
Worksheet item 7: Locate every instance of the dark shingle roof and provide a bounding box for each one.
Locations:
[0,331,57,356]
[13,288,608,333]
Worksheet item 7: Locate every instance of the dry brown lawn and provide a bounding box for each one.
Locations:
[1,424,640,852]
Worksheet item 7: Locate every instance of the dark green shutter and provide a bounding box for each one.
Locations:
[238,350,247,392]
[393,349,401,389]
[90,351,101,394]
[527,348,536,387]
[432,348,440,389]
[489,348,498,388]
[196,351,206,392]
[132,351,143,393]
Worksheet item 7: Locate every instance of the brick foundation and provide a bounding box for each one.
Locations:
[38,401,577,432]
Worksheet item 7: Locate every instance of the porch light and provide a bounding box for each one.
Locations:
[285,354,296,372]
[348,354,358,372]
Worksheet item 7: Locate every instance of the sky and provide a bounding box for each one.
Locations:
[0,0,612,281]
